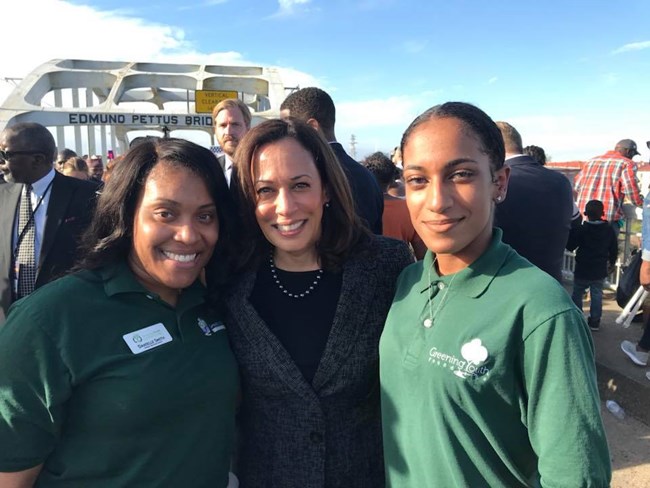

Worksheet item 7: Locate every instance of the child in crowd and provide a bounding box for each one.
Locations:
[567,199,618,330]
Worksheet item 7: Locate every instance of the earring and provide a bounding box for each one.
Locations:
[325,202,330,208]
[495,195,502,203]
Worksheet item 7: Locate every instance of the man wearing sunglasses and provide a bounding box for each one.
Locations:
[0,122,97,324]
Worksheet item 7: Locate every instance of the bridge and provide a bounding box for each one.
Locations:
[0,58,289,158]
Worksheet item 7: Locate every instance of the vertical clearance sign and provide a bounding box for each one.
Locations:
[195,90,239,114]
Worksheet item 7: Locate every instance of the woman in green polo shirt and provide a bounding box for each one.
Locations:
[379,102,611,487]
[0,138,239,487]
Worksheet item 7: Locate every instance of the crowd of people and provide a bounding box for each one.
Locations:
[0,88,635,487]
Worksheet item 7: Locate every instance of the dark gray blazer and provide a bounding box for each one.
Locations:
[224,236,413,488]
[0,172,97,324]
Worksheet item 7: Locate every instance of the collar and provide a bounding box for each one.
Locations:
[224,154,233,170]
[505,153,525,161]
[601,150,633,163]
[31,168,55,196]
[420,228,511,298]
[101,260,206,306]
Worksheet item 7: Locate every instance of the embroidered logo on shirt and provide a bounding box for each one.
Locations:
[428,338,491,380]
[197,317,226,336]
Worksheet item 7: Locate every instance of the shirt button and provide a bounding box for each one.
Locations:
[438,282,445,290]
[309,431,323,443]
[423,318,433,328]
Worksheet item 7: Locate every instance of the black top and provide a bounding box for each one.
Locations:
[251,263,343,383]
[566,219,618,280]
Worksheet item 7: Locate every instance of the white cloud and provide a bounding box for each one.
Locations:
[337,95,425,130]
[613,40,650,54]
[488,77,498,84]
[334,94,440,158]
[502,112,650,162]
[276,0,311,16]
[0,0,317,106]
[276,68,322,90]
[344,101,650,164]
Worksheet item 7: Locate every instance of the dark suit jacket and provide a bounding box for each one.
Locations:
[494,155,574,282]
[223,236,413,487]
[0,172,97,324]
[329,142,384,234]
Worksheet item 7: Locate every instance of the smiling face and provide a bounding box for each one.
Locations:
[215,107,248,157]
[128,161,219,305]
[403,117,509,275]
[253,137,328,269]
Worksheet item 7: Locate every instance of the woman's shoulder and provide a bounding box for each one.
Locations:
[3,270,105,334]
[497,251,579,323]
[370,234,412,255]
[22,270,103,306]
[364,235,414,267]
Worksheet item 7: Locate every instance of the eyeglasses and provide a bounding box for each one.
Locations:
[0,150,45,161]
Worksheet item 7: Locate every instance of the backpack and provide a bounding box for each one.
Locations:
[616,251,642,308]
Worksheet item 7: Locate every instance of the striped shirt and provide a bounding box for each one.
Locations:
[575,150,643,221]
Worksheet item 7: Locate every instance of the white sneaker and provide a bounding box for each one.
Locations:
[621,340,649,366]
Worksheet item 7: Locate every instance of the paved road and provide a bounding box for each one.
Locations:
[603,400,650,487]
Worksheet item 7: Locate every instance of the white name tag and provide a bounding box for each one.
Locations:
[123,323,173,354]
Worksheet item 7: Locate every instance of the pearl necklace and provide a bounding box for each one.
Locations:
[269,253,324,299]
[423,257,458,328]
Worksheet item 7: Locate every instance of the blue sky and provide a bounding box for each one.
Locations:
[2,0,650,161]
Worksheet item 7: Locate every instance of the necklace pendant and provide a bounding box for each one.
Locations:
[423,318,433,328]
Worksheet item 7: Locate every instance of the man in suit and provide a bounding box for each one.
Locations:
[280,87,384,234]
[0,122,97,324]
[494,121,574,282]
[212,98,252,186]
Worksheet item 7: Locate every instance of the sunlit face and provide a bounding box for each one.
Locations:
[215,107,248,157]
[403,117,509,274]
[0,131,47,184]
[253,137,328,266]
[128,161,219,305]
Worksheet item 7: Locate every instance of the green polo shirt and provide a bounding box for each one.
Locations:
[380,229,611,488]
[0,262,238,488]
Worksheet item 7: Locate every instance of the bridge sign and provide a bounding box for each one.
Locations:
[195,90,238,113]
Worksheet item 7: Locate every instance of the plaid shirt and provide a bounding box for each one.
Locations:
[574,150,643,221]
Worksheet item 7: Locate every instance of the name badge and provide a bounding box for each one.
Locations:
[123,323,173,354]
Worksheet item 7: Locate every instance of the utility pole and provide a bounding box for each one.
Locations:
[349,134,357,159]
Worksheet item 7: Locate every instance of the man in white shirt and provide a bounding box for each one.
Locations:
[212,99,252,186]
